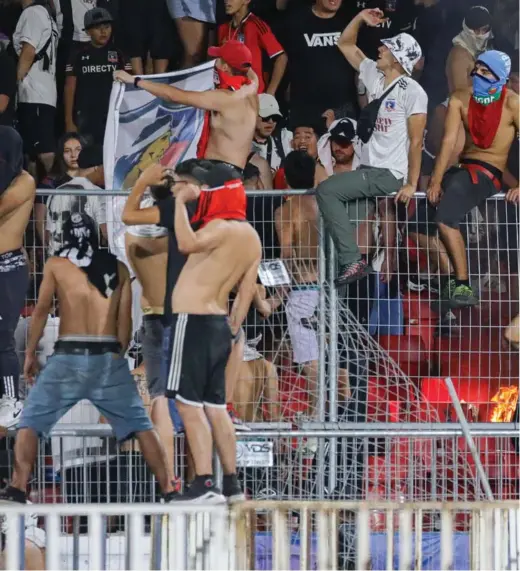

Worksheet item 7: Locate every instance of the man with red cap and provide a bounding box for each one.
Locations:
[114,40,258,179]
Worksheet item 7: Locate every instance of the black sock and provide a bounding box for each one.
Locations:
[455,278,470,287]
[223,474,237,486]
[194,475,214,486]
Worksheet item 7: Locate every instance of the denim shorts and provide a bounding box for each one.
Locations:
[19,352,153,441]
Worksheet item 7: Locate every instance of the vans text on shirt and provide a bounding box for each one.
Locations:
[280,4,357,120]
[358,58,427,181]
[13,4,59,106]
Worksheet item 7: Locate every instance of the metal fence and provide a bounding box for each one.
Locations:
[2,499,519,570]
[10,188,520,521]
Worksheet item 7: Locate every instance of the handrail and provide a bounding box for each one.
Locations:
[5,421,518,438]
[34,188,509,198]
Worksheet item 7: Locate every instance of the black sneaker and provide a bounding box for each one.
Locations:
[162,477,182,502]
[407,274,440,294]
[450,284,478,308]
[0,486,26,504]
[222,474,245,504]
[334,259,372,287]
[166,477,225,504]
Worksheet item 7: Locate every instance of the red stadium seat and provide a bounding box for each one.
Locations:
[376,334,430,379]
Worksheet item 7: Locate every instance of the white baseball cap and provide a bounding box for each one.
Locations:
[381,33,422,76]
[258,94,282,119]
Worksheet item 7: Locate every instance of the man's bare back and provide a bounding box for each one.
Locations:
[275,196,319,284]
[45,257,130,342]
[125,234,168,311]
[204,87,258,169]
[172,219,261,315]
[453,88,519,171]
[0,172,35,255]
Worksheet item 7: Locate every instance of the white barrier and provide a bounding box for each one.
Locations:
[2,501,519,570]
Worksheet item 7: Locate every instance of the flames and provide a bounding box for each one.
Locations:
[490,386,519,422]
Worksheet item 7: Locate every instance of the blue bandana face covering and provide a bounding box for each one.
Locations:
[471,50,511,105]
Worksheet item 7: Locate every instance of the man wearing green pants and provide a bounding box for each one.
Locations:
[316,8,428,286]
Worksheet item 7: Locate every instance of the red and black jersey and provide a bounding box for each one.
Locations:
[217,12,284,94]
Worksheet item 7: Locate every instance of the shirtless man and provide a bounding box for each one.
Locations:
[0,213,177,504]
[276,151,350,416]
[123,169,176,484]
[0,127,35,429]
[114,39,258,173]
[164,167,261,503]
[428,50,519,308]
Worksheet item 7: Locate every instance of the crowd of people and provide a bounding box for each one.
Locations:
[0,0,518,560]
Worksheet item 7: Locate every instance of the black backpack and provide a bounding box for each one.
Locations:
[356,81,399,144]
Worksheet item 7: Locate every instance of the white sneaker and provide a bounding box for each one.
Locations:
[0,397,23,428]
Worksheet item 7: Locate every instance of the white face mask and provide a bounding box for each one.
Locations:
[453,20,490,57]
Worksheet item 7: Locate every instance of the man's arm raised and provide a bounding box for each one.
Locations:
[427,94,463,204]
[121,164,166,226]
[337,9,385,71]
[114,70,236,113]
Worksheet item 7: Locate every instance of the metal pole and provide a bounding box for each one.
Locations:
[328,235,338,494]
[444,377,494,501]
[316,214,328,498]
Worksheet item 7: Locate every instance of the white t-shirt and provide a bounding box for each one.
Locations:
[45,177,107,255]
[358,58,428,181]
[55,0,97,42]
[13,5,58,106]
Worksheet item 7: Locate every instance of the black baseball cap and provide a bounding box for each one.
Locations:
[329,118,356,144]
[84,7,113,30]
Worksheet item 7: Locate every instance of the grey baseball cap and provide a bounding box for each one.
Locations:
[84,7,113,30]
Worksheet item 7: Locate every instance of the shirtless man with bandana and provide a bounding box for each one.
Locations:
[428,50,519,309]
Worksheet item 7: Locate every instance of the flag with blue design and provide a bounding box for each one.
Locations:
[104,62,214,264]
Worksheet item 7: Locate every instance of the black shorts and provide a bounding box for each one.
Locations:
[435,162,500,230]
[121,0,177,60]
[17,103,56,157]
[0,249,29,336]
[165,313,231,407]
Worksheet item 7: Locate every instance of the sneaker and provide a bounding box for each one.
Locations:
[440,278,457,300]
[227,404,251,432]
[334,259,372,287]
[0,486,26,504]
[162,478,182,502]
[0,397,23,429]
[450,284,478,308]
[222,474,245,504]
[166,477,225,504]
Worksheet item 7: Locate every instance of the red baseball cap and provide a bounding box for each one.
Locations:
[208,40,252,71]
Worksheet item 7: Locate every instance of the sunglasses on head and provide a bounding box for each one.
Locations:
[261,115,280,123]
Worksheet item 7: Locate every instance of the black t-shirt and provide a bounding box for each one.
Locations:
[0,51,16,127]
[357,0,418,60]
[66,43,130,121]
[157,195,198,323]
[280,4,358,120]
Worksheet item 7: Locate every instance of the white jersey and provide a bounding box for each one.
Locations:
[55,0,97,43]
[13,5,58,106]
[126,195,168,239]
[358,58,427,181]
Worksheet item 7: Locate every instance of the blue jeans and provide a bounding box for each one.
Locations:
[19,352,153,441]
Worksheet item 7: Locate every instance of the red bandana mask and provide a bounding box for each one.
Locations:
[468,87,507,149]
[191,179,247,229]
[214,67,250,91]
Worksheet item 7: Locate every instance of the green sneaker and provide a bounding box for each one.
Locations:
[450,284,478,308]
[441,278,457,300]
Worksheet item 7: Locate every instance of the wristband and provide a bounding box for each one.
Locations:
[134,76,142,88]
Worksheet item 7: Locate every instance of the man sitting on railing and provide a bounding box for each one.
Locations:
[316,9,427,287]
[0,213,178,505]
[428,50,519,309]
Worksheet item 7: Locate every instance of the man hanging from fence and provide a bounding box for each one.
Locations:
[164,162,261,503]
[0,127,35,429]
[427,50,519,309]
[0,212,178,504]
